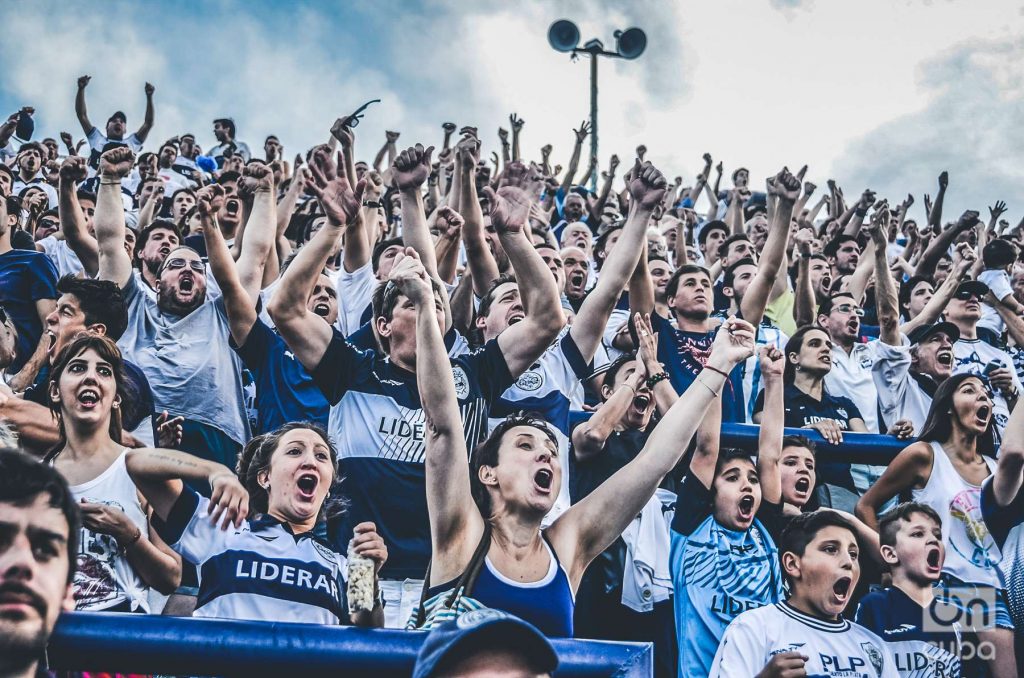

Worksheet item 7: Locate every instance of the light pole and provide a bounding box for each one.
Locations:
[548,20,647,192]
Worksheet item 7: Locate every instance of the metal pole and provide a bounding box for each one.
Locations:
[589,51,598,193]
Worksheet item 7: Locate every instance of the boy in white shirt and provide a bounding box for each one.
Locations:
[710,511,898,678]
[977,238,1022,344]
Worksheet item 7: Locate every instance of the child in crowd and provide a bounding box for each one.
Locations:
[856,502,962,678]
[710,511,899,678]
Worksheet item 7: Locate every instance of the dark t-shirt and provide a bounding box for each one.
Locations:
[0,248,58,371]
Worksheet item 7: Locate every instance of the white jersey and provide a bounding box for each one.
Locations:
[953,337,1021,444]
[710,602,899,678]
[37,236,85,278]
[159,488,348,624]
[66,449,152,612]
[332,261,377,337]
[872,336,933,433]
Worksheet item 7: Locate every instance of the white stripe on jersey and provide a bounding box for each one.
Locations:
[710,603,899,678]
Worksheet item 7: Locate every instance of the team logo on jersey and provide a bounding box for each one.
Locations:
[312,540,337,563]
[860,641,884,677]
[836,407,848,420]
[452,366,470,399]
[516,370,544,392]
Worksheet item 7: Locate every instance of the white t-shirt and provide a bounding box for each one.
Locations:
[11,174,59,209]
[872,335,933,433]
[953,337,1021,443]
[333,261,377,337]
[87,128,143,155]
[710,602,899,678]
[37,236,85,277]
[978,269,1013,336]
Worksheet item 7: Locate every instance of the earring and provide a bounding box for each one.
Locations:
[113,399,120,409]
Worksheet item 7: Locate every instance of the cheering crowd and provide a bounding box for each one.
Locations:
[1,76,1024,678]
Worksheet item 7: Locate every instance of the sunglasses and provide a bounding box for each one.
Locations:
[954,290,982,301]
[165,258,205,273]
[39,220,59,230]
[833,303,865,317]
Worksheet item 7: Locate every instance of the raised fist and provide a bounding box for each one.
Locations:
[455,135,480,170]
[385,130,401,143]
[938,171,948,189]
[196,184,226,218]
[767,167,801,203]
[540,144,552,158]
[98,147,135,179]
[77,75,91,89]
[144,82,155,96]
[635,144,647,161]
[442,122,457,133]
[59,156,88,183]
[498,127,509,143]
[627,160,668,211]
[392,144,434,191]
[240,162,274,193]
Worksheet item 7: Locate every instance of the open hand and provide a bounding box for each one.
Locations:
[482,185,531,234]
[208,471,249,530]
[574,120,591,143]
[156,411,184,448]
[308,150,366,225]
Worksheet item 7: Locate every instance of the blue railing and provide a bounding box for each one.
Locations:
[49,612,653,677]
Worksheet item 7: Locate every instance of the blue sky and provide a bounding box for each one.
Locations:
[4,0,1023,219]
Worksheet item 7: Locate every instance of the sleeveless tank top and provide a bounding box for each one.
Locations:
[65,449,153,611]
[912,441,1000,587]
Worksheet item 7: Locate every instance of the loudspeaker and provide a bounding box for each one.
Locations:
[614,27,647,59]
[548,20,580,53]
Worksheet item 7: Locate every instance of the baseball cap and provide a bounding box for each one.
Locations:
[108,111,127,123]
[907,321,960,346]
[412,609,558,678]
[954,280,989,300]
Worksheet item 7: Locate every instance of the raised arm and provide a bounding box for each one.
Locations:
[842,189,875,237]
[867,204,900,346]
[456,134,500,297]
[94,147,135,287]
[125,448,248,530]
[74,75,93,135]
[391,144,443,283]
[234,163,277,301]
[557,121,589,197]
[928,171,948,233]
[755,347,786,505]
[483,184,564,377]
[571,161,665,362]
[267,154,365,372]
[587,154,619,226]
[402,248,484,563]
[509,114,523,162]
[551,317,756,583]
[741,167,798,327]
[572,356,646,462]
[198,185,257,346]
[56,156,99,276]
[793,230,816,328]
[916,210,979,280]
[135,83,155,142]
[628,240,656,317]
[992,396,1024,506]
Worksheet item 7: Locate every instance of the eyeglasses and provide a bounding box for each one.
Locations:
[833,303,865,317]
[954,290,982,301]
[165,258,205,273]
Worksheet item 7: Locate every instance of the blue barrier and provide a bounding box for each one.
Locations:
[567,413,909,465]
[49,612,653,677]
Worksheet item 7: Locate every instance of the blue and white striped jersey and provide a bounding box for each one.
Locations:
[157,488,348,624]
[312,328,514,580]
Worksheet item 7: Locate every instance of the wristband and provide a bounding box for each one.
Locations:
[704,364,730,380]
[646,372,670,388]
[855,208,868,217]
[362,200,381,208]
[100,179,122,186]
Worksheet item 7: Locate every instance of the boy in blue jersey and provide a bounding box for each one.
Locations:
[671,345,787,677]
[856,503,962,677]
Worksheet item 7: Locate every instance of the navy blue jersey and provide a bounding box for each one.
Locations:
[0,248,58,371]
[233,318,329,434]
[312,329,513,579]
[855,587,961,677]
[650,313,745,422]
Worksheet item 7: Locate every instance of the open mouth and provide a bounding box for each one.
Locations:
[926,548,941,570]
[937,351,953,367]
[795,477,811,494]
[313,302,331,317]
[226,199,240,214]
[976,405,991,425]
[570,272,586,288]
[296,474,319,499]
[179,278,195,293]
[820,276,832,291]
[632,393,651,411]
[534,468,553,492]
[46,330,56,353]
[833,576,852,599]
[738,495,755,519]
[846,320,859,332]
[508,313,525,326]
[77,389,99,408]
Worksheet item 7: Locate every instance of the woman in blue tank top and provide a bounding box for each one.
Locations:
[405,239,758,636]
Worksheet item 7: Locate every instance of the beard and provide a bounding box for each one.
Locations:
[0,619,48,673]
[158,286,205,316]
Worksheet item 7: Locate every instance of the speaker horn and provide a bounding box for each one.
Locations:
[614,27,647,59]
[548,20,580,53]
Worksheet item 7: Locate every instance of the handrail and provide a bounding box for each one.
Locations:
[49,612,653,677]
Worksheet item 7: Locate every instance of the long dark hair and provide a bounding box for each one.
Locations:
[918,373,995,453]
[784,325,830,384]
[235,421,344,521]
[45,333,129,462]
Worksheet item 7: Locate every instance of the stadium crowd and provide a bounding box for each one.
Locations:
[1,77,1024,678]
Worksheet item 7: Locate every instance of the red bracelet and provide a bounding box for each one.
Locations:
[704,364,730,379]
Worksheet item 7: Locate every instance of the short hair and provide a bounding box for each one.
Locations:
[823,235,859,258]
[470,413,558,517]
[698,220,729,246]
[76,189,96,205]
[666,264,712,301]
[0,448,80,583]
[370,276,444,353]
[878,502,942,549]
[17,141,45,158]
[56,276,129,341]
[476,273,518,325]
[594,223,623,271]
[898,275,933,314]
[603,352,638,392]
[982,238,1017,269]
[718,234,751,260]
[135,219,183,265]
[213,118,236,137]
[169,187,196,204]
[782,434,817,456]
[711,448,756,492]
[816,291,856,318]
[217,170,241,186]
[779,511,857,584]
[723,257,756,291]
[371,237,403,273]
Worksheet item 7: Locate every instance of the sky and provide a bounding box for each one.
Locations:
[3,0,1022,220]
